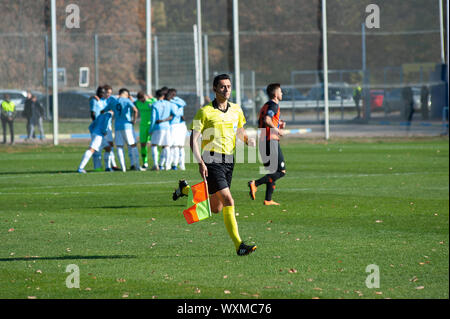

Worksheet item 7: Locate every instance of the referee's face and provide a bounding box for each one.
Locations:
[214,79,232,101]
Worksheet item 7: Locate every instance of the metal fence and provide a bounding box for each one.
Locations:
[0,0,448,139]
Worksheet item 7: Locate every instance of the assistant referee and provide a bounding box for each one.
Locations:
[190,74,257,256]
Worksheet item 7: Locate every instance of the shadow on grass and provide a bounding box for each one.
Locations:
[0,255,136,262]
[0,170,77,176]
[97,204,184,209]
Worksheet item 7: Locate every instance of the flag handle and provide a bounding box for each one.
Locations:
[203,177,212,217]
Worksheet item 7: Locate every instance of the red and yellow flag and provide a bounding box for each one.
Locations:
[183,181,211,224]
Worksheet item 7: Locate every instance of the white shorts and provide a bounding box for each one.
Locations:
[90,134,104,152]
[115,129,136,146]
[170,123,187,147]
[151,129,171,146]
[105,129,113,144]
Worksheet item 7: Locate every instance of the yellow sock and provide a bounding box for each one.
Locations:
[223,206,242,250]
[182,185,190,195]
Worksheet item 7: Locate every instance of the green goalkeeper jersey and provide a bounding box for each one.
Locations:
[135,98,156,128]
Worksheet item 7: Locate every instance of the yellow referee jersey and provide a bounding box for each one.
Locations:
[191,100,246,155]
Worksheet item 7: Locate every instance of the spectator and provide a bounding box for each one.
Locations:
[23,91,33,140]
[420,85,429,120]
[353,84,362,119]
[1,94,16,144]
[402,86,414,122]
[28,95,45,141]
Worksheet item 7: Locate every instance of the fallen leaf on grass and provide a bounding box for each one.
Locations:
[28,296,37,299]
[8,228,14,232]
[375,291,383,295]
[224,290,231,294]
[415,286,425,290]
[288,268,298,274]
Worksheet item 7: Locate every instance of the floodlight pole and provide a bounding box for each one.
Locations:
[439,0,445,64]
[197,0,204,105]
[233,0,241,107]
[193,25,201,102]
[146,0,152,95]
[51,0,59,145]
[322,0,330,140]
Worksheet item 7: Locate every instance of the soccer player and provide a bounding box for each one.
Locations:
[103,84,120,171]
[108,88,142,172]
[248,83,287,206]
[167,88,187,170]
[89,86,108,170]
[78,109,114,173]
[135,91,156,170]
[149,88,177,170]
[176,74,257,256]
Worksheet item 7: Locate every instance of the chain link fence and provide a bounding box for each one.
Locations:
[0,0,447,137]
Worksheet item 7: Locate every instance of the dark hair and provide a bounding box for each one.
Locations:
[166,88,177,100]
[159,86,169,96]
[118,88,129,96]
[137,91,146,100]
[155,89,164,99]
[103,84,112,92]
[96,86,106,99]
[213,74,231,88]
[266,83,281,99]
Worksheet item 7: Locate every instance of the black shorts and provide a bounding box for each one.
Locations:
[259,139,286,173]
[202,152,235,195]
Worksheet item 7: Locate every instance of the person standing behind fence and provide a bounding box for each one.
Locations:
[1,94,16,145]
[402,86,414,122]
[353,84,362,119]
[420,85,429,120]
[23,92,33,140]
[29,95,45,141]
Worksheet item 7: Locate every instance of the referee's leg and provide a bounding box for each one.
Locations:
[213,188,243,251]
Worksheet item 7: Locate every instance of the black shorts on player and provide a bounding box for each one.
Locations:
[202,151,234,195]
[261,139,285,173]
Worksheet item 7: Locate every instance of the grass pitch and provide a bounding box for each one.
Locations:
[0,138,448,299]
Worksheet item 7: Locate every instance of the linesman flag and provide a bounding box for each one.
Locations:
[183,180,211,224]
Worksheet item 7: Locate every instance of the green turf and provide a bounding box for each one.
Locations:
[0,138,448,299]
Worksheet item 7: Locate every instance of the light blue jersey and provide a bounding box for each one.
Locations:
[150,99,176,132]
[110,97,135,131]
[90,98,107,119]
[89,111,113,136]
[169,97,186,125]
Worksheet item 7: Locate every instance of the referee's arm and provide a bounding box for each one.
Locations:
[190,129,207,178]
[236,127,256,147]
